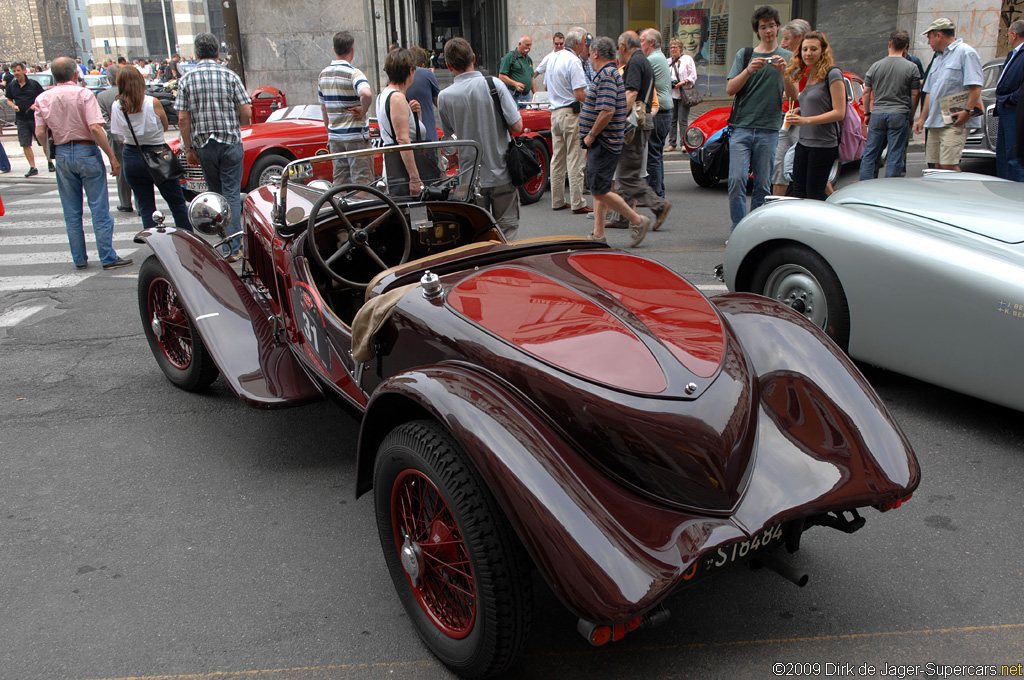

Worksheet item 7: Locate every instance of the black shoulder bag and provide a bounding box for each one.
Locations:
[486,76,540,186]
[121,99,183,185]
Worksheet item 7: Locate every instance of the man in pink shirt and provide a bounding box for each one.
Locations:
[34,57,131,270]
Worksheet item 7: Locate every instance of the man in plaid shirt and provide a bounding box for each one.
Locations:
[176,32,252,261]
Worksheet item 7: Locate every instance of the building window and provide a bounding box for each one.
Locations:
[78,17,83,32]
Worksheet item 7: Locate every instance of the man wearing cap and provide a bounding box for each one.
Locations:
[913,18,983,171]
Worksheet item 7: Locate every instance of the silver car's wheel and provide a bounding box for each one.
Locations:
[750,245,850,351]
[827,158,841,185]
[762,263,828,328]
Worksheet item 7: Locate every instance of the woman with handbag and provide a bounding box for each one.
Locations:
[666,38,698,151]
[375,48,433,197]
[111,66,190,232]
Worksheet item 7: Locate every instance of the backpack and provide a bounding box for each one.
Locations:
[829,66,866,163]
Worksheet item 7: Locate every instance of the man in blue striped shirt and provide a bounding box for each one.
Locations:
[318,31,374,185]
[580,36,651,247]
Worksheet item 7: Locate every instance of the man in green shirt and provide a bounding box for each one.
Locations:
[725,6,797,231]
[641,28,673,197]
[499,36,535,108]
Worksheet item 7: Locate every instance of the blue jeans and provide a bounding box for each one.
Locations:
[996,103,1024,182]
[859,112,910,180]
[0,139,10,172]
[122,145,192,231]
[195,140,244,255]
[728,127,777,230]
[646,110,672,197]
[54,144,118,267]
[514,93,530,109]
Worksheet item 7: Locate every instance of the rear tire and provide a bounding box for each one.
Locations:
[750,245,850,352]
[374,420,533,678]
[138,255,220,390]
[517,140,549,205]
[691,158,720,188]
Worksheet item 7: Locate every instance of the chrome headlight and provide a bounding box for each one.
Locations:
[684,127,705,150]
[188,192,232,237]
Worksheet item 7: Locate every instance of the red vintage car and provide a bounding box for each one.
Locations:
[135,142,918,678]
[682,71,867,187]
[170,103,553,204]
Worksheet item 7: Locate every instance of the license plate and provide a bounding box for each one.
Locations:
[702,524,785,575]
[186,180,208,193]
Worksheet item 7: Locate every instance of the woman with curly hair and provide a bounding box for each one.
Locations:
[783,31,846,200]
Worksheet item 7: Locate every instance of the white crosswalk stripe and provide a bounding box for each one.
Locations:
[0,186,150,298]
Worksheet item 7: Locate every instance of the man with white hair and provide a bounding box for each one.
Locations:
[641,28,672,197]
[543,27,590,214]
[499,35,535,107]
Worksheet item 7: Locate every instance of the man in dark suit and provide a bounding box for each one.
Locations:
[996,20,1024,181]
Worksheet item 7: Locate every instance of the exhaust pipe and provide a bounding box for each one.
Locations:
[751,552,809,587]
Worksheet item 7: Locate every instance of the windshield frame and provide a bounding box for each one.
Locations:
[273,139,482,229]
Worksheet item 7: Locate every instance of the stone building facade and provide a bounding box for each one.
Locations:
[0,0,76,65]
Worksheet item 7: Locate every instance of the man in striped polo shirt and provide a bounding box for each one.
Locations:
[319,31,374,185]
[579,36,652,247]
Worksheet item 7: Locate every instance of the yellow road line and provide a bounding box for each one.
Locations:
[86,622,1024,679]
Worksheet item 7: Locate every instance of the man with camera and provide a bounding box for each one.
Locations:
[724,6,797,232]
[545,27,591,214]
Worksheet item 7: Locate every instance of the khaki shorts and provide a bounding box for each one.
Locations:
[925,126,968,166]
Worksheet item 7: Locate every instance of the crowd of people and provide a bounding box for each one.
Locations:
[5,10,1024,271]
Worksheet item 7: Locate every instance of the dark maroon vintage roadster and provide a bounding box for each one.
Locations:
[135,141,919,678]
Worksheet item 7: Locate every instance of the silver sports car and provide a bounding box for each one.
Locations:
[719,171,1024,412]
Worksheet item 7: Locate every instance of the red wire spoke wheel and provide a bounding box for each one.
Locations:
[374,420,533,677]
[138,256,219,391]
[391,468,477,638]
[148,276,193,370]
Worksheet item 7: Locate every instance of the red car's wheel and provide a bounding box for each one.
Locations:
[138,255,219,391]
[391,468,477,638]
[517,139,549,205]
[374,420,533,677]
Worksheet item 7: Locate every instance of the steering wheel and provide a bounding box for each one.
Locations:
[305,184,412,289]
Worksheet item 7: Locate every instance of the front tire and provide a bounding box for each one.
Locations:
[245,153,290,193]
[751,245,850,351]
[138,255,220,390]
[517,140,549,205]
[691,158,720,187]
[374,420,533,678]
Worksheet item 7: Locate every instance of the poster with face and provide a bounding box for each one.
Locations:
[675,8,710,65]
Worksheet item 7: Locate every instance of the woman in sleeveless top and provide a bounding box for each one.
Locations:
[784,31,846,200]
[112,66,190,231]
[375,48,428,196]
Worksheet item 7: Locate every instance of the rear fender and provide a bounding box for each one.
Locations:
[356,364,741,624]
[136,227,321,408]
[712,293,920,532]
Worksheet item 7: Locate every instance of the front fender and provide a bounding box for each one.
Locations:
[356,364,743,624]
[136,227,321,408]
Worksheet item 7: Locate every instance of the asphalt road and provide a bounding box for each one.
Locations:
[2,153,1023,680]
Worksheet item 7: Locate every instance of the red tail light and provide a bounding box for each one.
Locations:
[876,493,912,512]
